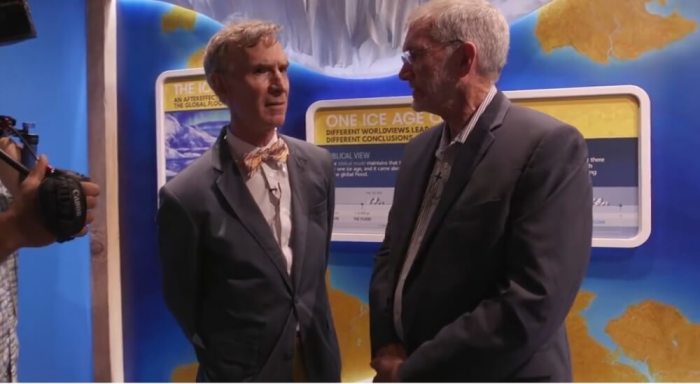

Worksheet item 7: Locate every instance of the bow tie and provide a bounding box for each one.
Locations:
[241,139,289,176]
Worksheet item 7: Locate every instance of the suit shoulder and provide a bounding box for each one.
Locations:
[506,104,584,141]
[508,105,578,132]
[502,104,588,169]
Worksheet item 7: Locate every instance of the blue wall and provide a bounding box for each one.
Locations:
[0,0,92,380]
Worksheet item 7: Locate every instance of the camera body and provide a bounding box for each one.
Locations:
[0,114,88,242]
[39,167,88,242]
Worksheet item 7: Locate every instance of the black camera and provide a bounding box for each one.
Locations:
[0,115,88,242]
[0,115,38,169]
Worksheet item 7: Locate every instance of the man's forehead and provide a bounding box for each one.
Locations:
[234,42,288,64]
[404,22,435,47]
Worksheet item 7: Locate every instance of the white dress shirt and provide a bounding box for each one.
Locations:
[227,129,294,275]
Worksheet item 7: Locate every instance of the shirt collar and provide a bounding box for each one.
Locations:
[226,126,280,161]
[436,85,497,158]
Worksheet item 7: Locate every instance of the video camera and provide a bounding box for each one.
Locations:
[0,115,38,168]
[0,115,89,242]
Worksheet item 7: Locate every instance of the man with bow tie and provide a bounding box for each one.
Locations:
[157,20,340,382]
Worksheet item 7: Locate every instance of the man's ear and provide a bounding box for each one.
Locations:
[457,41,477,76]
[209,72,226,104]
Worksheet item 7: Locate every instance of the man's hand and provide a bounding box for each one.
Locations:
[371,343,406,382]
[5,155,56,248]
[76,179,100,236]
[3,155,100,249]
[0,154,101,260]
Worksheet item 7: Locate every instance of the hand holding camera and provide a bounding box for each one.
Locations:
[0,116,100,246]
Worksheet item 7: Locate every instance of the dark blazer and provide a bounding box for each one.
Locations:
[157,128,341,381]
[370,92,592,381]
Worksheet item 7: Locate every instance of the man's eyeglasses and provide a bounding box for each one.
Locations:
[400,39,463,66]
[400,50,417,66]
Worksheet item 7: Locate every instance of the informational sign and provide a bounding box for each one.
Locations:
[306,86,651,248]
[155,73,650,247]
[156,68,228,190]
[305,99,438,242]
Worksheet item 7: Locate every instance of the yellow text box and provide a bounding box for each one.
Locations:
[514,94,639,139]
[310,92,640,145]
[162,76,224,111]
[313,105,443,145]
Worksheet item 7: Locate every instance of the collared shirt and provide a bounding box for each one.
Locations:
[227,128,294,275]
[393,86,498,339]
[0,183,18,382]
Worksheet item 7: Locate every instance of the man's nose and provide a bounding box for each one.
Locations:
[269,70,287,92]
[398,62,412,81]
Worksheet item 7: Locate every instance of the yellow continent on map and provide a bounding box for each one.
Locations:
[327,276,373,381]
[160,6,205,68]
[536,0,697,63]
[188,48,205,69]
[569,292,700,381]
[172,287,700,382]
[162,6,197,33]
[607,300,700,381]
[566,291,648,381]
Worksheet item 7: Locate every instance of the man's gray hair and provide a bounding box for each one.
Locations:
[408,0,509,78]
[203,20,282,86]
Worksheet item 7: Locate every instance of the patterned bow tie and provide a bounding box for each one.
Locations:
[241,139,289,175]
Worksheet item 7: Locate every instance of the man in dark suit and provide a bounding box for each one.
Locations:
[369,0,592,381]
[157,20,340,382]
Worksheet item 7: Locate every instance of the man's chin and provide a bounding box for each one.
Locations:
[411,99,427,113]
[266,117,286,128]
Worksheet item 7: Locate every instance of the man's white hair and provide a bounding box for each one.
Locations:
[408,0,510,78]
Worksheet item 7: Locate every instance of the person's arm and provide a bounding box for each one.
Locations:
[0,155,53,260]
[0,136,26,259]
[0,211,22,260]
[157,186,202,346]
[398,125,592,380]
[369,205,402,349]
[369,204,407,381]
[0,137,21,196]
[0,154,101,261]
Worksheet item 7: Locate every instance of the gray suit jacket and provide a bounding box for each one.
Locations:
[370,92,592,381]
[158,128,341,381]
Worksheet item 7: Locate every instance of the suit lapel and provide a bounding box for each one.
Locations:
[419,92,509,256]
[212,128,293,291]
[285,138,311,291]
